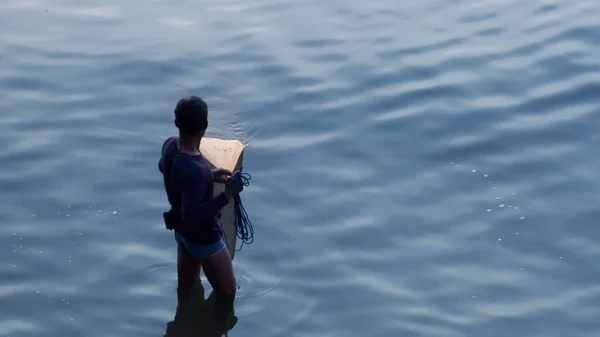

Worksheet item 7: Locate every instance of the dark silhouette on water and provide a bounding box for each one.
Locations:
[164,282,238,337]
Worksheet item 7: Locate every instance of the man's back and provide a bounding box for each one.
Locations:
[159,136,228,244]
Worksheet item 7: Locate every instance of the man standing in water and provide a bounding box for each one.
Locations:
[158,96,243,308]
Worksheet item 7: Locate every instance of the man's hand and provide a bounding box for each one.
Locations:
[224,179,243,199]
[212,168,232,183]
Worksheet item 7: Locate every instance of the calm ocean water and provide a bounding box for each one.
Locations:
[2,0,600,336]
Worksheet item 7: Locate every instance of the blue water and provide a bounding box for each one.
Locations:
[2,0,600,336]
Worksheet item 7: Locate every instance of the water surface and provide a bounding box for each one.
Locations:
[2,0,600,336]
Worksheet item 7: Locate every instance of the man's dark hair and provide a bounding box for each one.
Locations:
[174,96,208,135]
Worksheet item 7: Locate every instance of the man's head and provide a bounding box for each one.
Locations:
[174,96,208,137]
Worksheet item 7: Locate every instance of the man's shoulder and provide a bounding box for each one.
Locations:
[161,136,179,157]
[162,136,178,149]
[174,154,205,175]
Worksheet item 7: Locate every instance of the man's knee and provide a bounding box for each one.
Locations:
[177,276,200,290]
[218,283,236,297]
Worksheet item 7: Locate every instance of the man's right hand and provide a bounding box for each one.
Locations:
[224,179,243,199]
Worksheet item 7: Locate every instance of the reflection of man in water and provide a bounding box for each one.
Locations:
[164,282,238,337]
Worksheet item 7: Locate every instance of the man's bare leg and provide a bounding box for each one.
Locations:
[177,244,201,293]
[202,247,236,321]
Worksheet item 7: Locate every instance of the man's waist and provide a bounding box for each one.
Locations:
[163,209,220,229]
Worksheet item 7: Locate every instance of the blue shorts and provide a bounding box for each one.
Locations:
[174,231,225,260]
